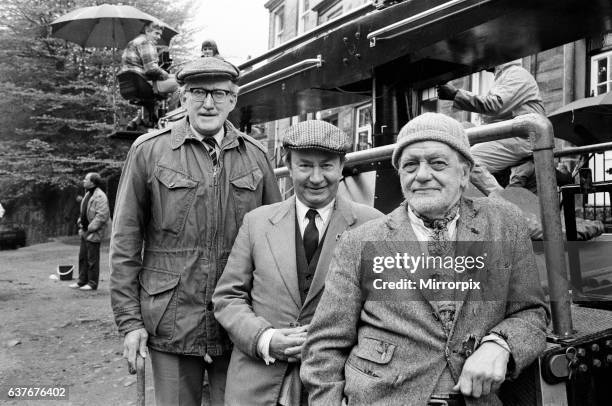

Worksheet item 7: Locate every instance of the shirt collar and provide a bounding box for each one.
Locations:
[295,196,335,226]
[172,118,237,150]
[407,204,460,239]
[189,124,224,147]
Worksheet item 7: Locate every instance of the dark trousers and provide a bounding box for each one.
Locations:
[78,237,100,289]
[149,349,230,406]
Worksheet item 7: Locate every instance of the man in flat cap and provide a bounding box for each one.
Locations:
[213,120,382,405]
[301,113,549,406]
[110,56,281,406]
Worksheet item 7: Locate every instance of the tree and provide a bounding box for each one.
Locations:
[0,0,199,243]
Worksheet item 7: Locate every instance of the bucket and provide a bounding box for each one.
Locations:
[57,265,74,281]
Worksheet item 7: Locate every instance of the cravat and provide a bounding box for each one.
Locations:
[412,204,459,257]
[303,209,319,264]
[413,204,459,335]
[202,137,218,167]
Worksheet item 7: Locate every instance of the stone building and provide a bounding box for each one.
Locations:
[258,0,612,217]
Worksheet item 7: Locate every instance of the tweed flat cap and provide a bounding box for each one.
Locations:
[176,57,240,84]
[283,120,352,154]
[391,113,475,169]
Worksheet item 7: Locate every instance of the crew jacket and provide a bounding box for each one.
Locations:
[110,118,281,356]
[453,63,545,124]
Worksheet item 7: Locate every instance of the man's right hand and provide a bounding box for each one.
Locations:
[269,325,308,362]
[437,83,459,100]
[123,328,148,374]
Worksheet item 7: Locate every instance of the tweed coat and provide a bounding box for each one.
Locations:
[301,197,549,406]
[78,187,110,243]
[212,194,382,405]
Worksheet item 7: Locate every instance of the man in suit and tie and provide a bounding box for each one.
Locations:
[213,120,383,405]
[301,113,549,406]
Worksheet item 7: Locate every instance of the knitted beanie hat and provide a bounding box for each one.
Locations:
[391,113,474,169]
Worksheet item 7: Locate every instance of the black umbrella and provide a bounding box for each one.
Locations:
[50,3,178,48]
[50,4,179,128]
[548,92,612,146]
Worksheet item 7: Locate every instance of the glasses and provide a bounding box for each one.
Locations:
[187,88,233,103]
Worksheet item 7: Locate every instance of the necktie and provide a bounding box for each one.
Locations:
[303,209,319,264]
[203,137,218,167]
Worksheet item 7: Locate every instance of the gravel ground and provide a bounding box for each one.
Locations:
[0,238,155,405]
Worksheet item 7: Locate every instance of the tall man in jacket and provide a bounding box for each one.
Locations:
[213,120,383,405]
[110,57,281,406]
[301,113,549,406]
[70,172,110,291]
[437,61,545,195]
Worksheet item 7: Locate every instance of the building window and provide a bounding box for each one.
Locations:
[355,104,372,151]
[297,0,311,34]
[272,4,285,47]
[314,0,343,25]
[588,50,612,207]
[591,50,612,96]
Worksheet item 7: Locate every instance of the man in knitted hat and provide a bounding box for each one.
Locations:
[301,113,548,406]
[213,120,382,405]
[110,56,281,406]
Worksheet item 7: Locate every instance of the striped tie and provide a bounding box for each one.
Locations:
[203,137,218,167]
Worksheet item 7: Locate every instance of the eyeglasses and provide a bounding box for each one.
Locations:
[186,88,233,103]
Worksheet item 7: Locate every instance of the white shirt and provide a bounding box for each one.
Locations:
[295,196,335,242]
[407,204,459,242]
[189,125,224,153]
[257,198,336,366]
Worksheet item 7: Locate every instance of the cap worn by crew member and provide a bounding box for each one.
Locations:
[283,120,352,154]
[176,56,240,84]
[391,112,475,169]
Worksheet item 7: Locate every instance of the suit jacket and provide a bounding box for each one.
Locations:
[213,194,383,405]
[300,197,549,406]
[77,187,110,243]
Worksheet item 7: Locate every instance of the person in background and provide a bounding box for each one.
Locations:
[69,172,109,291]
[110,57,281,406]
[201,39,219,57]
[437,60,545,196]
[121,21,179,129]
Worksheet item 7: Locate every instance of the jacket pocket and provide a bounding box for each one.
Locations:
[153,166,198,234]
[230,168,263,224]
[139,268,181,340]
[346,336,396,378]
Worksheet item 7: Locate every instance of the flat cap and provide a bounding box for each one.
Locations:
[283,120,352,154]
[176,57,240,84]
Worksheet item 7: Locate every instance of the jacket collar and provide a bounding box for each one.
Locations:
[268,194,357,228]
[385,196,486,333]
[386,197,479,233]
[170,117,241,151]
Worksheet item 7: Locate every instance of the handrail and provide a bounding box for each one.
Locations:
[273,114,574,338]
[553,141,612,158]
[367,0,492,47]
[237,3,374,70]
[240,55,324,96]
